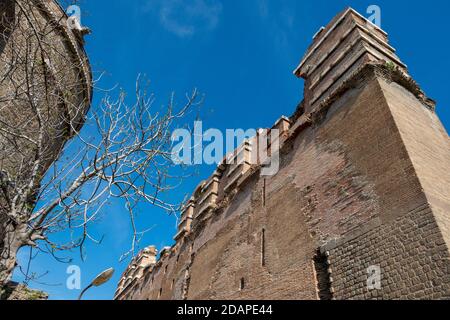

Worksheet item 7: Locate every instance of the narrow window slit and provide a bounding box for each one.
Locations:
[313,249,333,300]
[262,179,266,207]
[261,228,266,267]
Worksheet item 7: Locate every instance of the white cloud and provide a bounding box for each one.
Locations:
[143,0,223,37]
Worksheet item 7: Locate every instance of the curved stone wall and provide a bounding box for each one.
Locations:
[0,0,92,243]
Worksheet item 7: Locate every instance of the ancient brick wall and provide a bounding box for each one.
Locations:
[319,75,450,300]
[326,205,450,299]
[115,8,450,300]
[117,66,450,300]
[378,79,450,250]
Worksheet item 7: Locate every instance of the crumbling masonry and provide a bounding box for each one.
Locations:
[115,8,450,300]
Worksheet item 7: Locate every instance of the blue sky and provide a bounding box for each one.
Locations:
[12,0,450,300]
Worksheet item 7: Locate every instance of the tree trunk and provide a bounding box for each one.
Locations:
[0,220,26,288]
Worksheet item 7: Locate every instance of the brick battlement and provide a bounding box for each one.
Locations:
[294,7,406,113]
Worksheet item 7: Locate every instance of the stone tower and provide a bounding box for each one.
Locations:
[115,8,450,300]
[0,0,91,271]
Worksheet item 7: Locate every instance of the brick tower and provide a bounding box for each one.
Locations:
[116,8,450,300]
[0,0,91,284]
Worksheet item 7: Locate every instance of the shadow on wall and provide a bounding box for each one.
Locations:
[0,0,15,55]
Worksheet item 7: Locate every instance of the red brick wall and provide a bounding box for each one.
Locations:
[122,67,450,300]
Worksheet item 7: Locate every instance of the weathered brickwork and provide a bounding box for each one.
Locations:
[325,205,450,299]
[115,8,450,300]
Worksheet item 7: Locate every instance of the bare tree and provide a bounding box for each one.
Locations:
[0,0,200,287]
[1,80,199,286]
